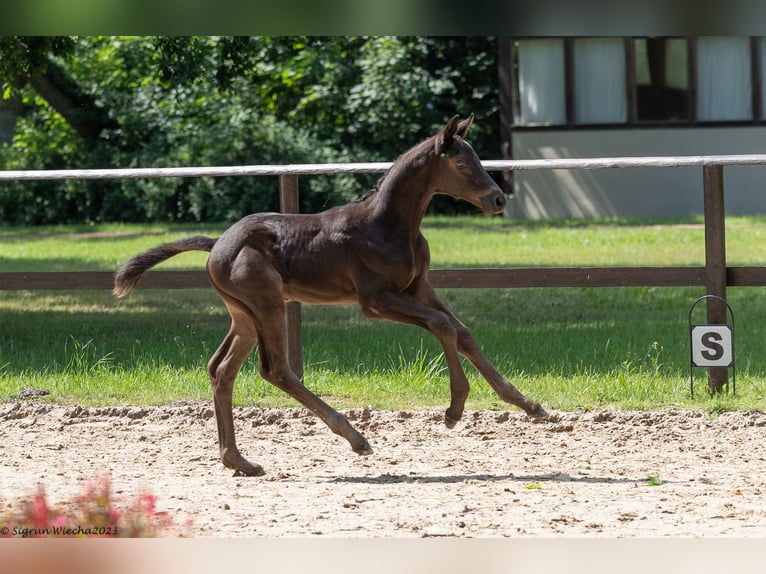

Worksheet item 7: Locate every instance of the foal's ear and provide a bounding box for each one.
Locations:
[436,115,460,154]
[456,113,474,138]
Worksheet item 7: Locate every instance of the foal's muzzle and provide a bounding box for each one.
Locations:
[481,189,507,215]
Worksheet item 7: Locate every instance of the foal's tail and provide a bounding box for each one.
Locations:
[113,235,217,298]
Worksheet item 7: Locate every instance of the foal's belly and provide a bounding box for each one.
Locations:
[281,277,358,305]
[276,251,358,304]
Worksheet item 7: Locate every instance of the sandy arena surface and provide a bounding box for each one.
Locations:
[2,401,766,538]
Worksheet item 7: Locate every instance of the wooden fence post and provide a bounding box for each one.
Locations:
[279,174,304,380]
[703,164,728,394]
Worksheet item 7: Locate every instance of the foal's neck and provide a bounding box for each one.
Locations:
[369,145,436,234]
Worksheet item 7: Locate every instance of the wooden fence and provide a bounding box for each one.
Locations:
[4,155,766,391]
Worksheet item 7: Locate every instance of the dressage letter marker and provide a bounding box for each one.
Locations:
[690,325,733,367]
[688,295,735,397]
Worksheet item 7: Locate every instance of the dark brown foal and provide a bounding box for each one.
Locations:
[114,114,547,476]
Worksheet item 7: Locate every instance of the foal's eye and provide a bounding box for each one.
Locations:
[455,159,466,169]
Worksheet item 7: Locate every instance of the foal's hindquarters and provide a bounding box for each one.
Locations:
[204,229,373,476]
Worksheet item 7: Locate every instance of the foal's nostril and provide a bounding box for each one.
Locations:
[480,189,507,214]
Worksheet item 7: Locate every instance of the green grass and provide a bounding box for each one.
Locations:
[2,216,766,413]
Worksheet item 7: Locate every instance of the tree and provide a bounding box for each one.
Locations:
[1,36,118,144]
[0,36,500,224]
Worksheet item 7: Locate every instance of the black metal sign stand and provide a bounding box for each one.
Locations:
[689,295,735,398]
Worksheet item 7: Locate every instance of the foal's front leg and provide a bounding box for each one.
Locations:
[415,283,548,420]
[359,288,475,427]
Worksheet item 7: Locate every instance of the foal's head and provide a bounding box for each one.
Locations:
[431,114,506,215]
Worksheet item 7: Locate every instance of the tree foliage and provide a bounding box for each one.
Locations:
[0,36,500,224]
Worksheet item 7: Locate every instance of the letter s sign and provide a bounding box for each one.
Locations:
[691,325,733,367]
[701,331,724,361]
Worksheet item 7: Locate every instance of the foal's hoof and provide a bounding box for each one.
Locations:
[527,404,550,420]
[232,464,266,477]
[353,440,374,456]
[444,406,464,429]
[223,452,266,477]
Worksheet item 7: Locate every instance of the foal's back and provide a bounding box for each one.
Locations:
[207,202,378,305]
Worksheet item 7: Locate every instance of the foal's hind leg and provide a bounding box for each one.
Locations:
[208,313,264,476]
[253,303,373,456]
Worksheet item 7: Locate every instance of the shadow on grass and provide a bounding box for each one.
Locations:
[0,256,118,272]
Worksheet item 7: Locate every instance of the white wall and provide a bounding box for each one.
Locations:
[509,127,766,219]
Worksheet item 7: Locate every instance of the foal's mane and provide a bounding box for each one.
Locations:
[355,132,437,204]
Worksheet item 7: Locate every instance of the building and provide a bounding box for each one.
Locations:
[498,37,766,219]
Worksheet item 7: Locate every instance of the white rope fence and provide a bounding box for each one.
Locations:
[3,154,766,181]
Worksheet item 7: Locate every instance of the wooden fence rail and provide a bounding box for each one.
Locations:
[3,266,766,292]
[4,155,766,391]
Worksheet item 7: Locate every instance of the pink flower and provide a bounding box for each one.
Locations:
[76,479,96,505]
[31,493,50,529]
[134,493,156,517]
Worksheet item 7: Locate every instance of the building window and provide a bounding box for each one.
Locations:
[506,36,762,128]
[573,38,627,124]
[514,39,566,126]
[697,36,752,121]
[634,37,689,122]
